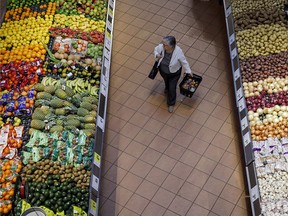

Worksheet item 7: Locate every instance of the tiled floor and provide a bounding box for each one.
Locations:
[99,0,250,215]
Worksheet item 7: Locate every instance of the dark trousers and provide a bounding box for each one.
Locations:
[160,68,182,106]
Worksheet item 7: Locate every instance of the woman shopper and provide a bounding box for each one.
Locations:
[154,36,192,113]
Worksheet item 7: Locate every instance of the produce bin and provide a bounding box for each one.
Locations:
[222,0,288,215]
[0,0,115,215]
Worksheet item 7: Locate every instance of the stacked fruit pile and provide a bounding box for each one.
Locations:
[0,0,107,215]
[232,0,288,214]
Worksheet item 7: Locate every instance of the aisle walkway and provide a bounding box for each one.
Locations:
[99,0,249,215]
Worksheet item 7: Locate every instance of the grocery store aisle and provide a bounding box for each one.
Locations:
[99,0,249,215]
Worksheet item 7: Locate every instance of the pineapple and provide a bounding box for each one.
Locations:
[30,120,45,130]
[55,89,68,100]
[32,110,46,121]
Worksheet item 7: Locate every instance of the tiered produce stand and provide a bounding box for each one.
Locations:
[223,0,288,215]
[0,0,114,215]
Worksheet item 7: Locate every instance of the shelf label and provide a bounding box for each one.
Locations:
[100,83,107,97]
[229,33,235,45]
[94,152,101,168]
[90,199,97,214]
[231,48,237,59]
[238,97,246,112]
[234,68,240,81]
[241,116,248,130]
[104,57,110,70]
[236,87,243,101]
[251,185,260,202]
[243,132,251,147]
[97,115,105,131]
[105,30,112,41]
[226,6,232,17]
[92,175,100,192]
[104,48,110,59]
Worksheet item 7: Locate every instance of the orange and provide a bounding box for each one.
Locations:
[3,207,9,214]
[7,204,12,211]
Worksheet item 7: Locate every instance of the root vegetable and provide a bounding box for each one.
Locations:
[237,24,288,60]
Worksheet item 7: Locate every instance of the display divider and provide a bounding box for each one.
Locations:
[88,0,115,215]
[222,0,261,215]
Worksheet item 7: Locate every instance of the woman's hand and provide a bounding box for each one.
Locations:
[184,73,193,77]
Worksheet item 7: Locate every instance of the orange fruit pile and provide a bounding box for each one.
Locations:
[4,2,56,22]
[0,44,46,64]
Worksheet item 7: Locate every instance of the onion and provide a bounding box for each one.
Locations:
[283,112,288,118]
[257,108,263,115]
[248,114,254,121]
[274,105,281,112]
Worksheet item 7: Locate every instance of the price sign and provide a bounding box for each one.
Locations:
[92,175,100,191]
[94,152,101,168]
[229,33,235,45]
[243,132,251,147]
[231,48,237,59]
[238,97,246,112]
[97,116,105,131]
[108,8,113,17]
[241,116,248,130]
[251,185,260,202]
[104,58,110,71]
[90,199,97,213]
[106,30,112,41]
[234,68,240,81]
[101,84,107,97]
[236,87,243,101]
[104,48,110,59]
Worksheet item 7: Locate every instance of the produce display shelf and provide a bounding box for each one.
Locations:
[222,0,261,215]
[88,0,115,215]
[0,0,115,215]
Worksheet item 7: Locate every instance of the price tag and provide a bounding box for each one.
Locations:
[108,8,113,16]
[243,132,251,147]
[226,6,232,17]
[36,68,41,75]
[236,87,243,101]
[231,48,237,59]
[104,58,110,70]
[104,48,110,59]
[92,175,100,191]
[97,116,105,131]
[94,152,101,168]
[101,84,107,97]
[234,68,240,81]
[229,33,235,45]
[106,31,112,41]
[90,199,97,213]
[238,97,245,112]
[251,185,260,202]
[241,116,248,129]
[0,133,8,145]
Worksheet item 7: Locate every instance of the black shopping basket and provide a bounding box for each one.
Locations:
[179,73,203,98]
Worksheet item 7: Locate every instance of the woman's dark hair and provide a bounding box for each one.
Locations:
[163,36,176,48]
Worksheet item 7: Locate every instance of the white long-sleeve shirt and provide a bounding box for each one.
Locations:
[154,44,192,74]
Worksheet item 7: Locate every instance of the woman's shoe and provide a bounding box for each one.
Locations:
[168,106,174,113]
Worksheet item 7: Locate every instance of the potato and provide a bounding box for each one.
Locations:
[236,24,288,60]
